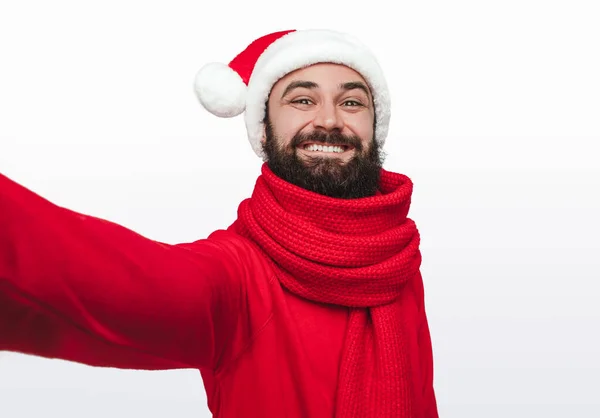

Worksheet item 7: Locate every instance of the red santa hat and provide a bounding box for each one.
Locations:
[194,29,391,159]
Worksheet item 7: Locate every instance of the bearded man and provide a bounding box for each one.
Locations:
[0,29,438,418]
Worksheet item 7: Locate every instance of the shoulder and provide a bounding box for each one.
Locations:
[206,229,276,284]
[207,229,266,263]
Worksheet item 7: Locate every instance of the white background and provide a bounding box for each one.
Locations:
[1,0,599,417]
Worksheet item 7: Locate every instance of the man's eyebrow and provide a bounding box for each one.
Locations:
[280,80,371,99]
[281,80,318,99]
[340,81,371,97]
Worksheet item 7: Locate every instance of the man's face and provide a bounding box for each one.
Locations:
[261,63,384,199]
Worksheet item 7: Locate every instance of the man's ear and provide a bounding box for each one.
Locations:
[261,99,270,145]
[261,122,267,145]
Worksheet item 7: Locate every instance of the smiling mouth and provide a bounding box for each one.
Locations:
[297,142,355,154]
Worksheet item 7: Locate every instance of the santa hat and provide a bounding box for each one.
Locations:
[194,29,391,159]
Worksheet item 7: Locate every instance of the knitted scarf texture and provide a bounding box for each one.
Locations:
[229,162,422,417]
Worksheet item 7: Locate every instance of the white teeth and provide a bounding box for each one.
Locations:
[303,144,344,153]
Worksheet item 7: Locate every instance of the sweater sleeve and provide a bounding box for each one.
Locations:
[0,172,245,371]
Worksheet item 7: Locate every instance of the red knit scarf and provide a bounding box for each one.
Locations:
[229,163,422,417]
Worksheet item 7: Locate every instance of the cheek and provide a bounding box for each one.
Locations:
[267,121,296,150]
[346,113,375,140]
[274,111,313,142]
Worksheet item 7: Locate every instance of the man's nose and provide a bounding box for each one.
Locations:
[312,102,344,132]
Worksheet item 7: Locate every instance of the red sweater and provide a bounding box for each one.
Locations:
[0,172,438,417]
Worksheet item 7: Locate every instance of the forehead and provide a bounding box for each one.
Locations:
[272,62,370,93]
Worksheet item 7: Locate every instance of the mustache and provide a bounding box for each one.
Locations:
[291,130,363,151]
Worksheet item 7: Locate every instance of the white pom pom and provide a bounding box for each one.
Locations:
[194,62,247,117]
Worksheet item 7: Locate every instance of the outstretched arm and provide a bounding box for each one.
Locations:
[0,172,245,371]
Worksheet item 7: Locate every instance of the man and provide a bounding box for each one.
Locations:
[0,29,438,417]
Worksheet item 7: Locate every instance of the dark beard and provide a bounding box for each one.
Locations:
[262,120,384,199]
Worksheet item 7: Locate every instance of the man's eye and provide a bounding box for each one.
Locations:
[292,98,312,105]
[343,100,363,107]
